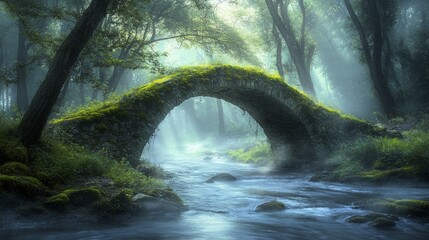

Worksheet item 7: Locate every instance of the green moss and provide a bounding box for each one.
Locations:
[0,138,28,164]
[63,187,102,206]
[51,65,355,127]
[228,143,273,163]
[29,140,111,187]
[255,200,286,212]
[370,217,396,228]
[107,161,162,192]
[0,162,29,176]
[94,191,135,221]
[347,216,370,223]
[148,188,183,205]
[361,199,429,217]
[43,193,69,211]
[324,127,429,182]
[0,174,48,198]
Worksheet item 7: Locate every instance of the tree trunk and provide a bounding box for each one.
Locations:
[18,0,112,146]
[79,83,85,105]
[56,77,70,109]
[265,0,316,97]
[367,0,396,118]
[107,66,126,93]
[344,0,396,118]
[217,98,225,137]
[16,20,29,112]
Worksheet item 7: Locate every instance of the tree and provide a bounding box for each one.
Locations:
[343,0,397,118]
[217,98,225,137]
[265,0,316,97]
[18,0,114,146]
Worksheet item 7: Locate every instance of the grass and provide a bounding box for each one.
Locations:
[228,142,273,164]
[323,118,429,182]
[0,115,165,196]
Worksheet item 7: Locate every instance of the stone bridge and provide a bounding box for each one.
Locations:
[53,65,378,168]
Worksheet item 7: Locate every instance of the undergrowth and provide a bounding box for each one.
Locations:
[325,117,429,182]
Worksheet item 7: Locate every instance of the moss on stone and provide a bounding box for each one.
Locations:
[370,217,396,228]
[255,200,286,212]
[360,199,429,217]
[51,65,355,127]
[63,187,102,206]
[43,193,69,211]
[0,174,48,198]
[148,188,183,205]
[94,191,135,221]
[0,138,28,164]
[347,216,370,223]
[0,162,29,176]
[359,166,417,182]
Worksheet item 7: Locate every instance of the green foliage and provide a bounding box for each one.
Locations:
[325,122,429,182]
[0,174,48,198]
[29,141,111,187]
[107,161,162,192]
[360,199,429,218]
[228,142,273,163]
[0,162,30,176]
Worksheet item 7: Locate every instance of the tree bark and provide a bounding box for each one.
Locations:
[92,67,107,100]
[367,0,396,117]
[217,98,225,137]
[16,20,29,112]
[19,0,112,146]
[344,0,396,118]
[265,0,316,97]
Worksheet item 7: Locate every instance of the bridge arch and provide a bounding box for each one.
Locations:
[53,65,373,167]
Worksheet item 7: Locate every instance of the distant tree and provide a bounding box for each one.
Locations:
[265,0,316,97]
[343,0,397,118]
[18,0,115,146]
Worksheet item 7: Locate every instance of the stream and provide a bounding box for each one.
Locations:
[2,151,429,239]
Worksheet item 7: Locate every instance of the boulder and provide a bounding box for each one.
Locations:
[206,173,237,183]
[255,201,286,212]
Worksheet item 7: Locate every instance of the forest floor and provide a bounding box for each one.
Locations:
[0,115,185,223]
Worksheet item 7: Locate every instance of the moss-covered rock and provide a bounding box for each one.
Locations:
[255,201,286,212]
[94,191,135,221]
[0,162,29,176]
[149,188,183,205]
[0,174,48,197]
[43,193,69,211]
[0,139,27,164]
[206,173,237,183]
[63,187,102,206]
[347,216,371,223]
[357,199,429,217]
[369,217,396,228]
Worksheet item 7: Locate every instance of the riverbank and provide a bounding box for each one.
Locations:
[0,115,184,223]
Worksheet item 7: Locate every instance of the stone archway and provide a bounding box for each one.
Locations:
[53,65,374,167]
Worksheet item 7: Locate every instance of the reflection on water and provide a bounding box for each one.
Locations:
[2,151,429,240]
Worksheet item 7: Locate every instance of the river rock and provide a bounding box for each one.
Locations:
[255,201,286,212]
[206,173,237,183]
[370,217,396,228]
[203,156,212,161]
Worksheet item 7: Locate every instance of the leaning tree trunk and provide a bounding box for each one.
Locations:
[16,20,29,112]
[18,0,112,146]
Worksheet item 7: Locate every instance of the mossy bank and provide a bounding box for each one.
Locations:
[0,116,184,223]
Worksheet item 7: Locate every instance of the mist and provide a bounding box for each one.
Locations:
[1,0,429,239]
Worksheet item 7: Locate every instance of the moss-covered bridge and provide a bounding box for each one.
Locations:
[53,65,377,167]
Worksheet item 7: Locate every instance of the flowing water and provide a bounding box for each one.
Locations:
[2,150,429,240]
